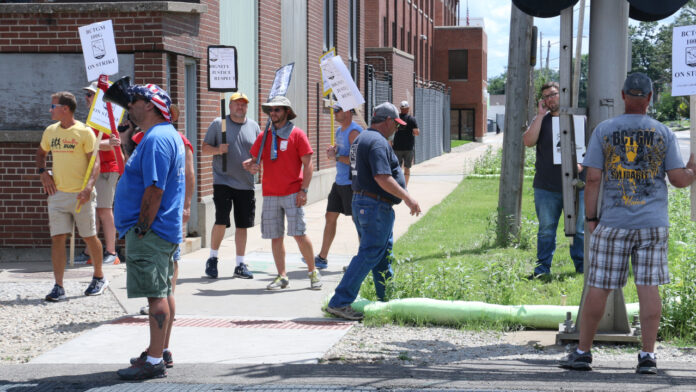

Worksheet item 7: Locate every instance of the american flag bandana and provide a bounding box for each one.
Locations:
[127,84,172,122]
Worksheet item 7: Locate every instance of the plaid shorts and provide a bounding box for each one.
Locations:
[588,224,670,289]
[261,193,306,239]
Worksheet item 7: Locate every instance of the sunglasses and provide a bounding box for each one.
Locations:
[85,92,95,98]
[269,107,285,113]
[333,108,343,113]
[50,104,64,109]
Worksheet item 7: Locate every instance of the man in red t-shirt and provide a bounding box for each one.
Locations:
[75,82,121,265]
[243,96,322,291]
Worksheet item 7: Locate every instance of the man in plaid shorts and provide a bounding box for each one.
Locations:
[560,73,696,374]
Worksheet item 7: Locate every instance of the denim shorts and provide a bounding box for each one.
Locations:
[588,224,669,289]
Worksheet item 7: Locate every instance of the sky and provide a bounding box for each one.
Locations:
[462,1,675,81]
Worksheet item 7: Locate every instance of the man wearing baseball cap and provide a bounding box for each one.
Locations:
[325,102,420,320]
[113,84,184,380]
[392,100,420,186]
[243,96,322,291]
[560,73,696,374]
[202,92,260,280]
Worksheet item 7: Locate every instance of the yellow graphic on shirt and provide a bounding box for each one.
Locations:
[603,128,664,207]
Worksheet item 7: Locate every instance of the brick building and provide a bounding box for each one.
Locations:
[433,23,487,141]
[362,0,487,140]
[0,0,365,261]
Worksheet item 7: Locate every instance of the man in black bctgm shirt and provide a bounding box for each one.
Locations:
[392,100,420,186]
[522,81,584,278]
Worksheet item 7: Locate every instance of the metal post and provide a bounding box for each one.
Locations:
[559,7,578,238]
[557,0,637,345]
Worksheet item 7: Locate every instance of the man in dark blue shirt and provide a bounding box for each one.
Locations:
[325,102,421,320]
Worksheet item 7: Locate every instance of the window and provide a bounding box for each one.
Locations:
[349,0,359,84]
[383,16,388,47]
[323,0,335,51]
[448,49,468,80]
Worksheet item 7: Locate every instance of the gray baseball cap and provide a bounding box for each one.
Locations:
[372,102,406,125]
[623,72,652,97]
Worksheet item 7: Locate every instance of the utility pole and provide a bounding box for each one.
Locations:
[545,40,550,70]
[539,31,543,71]
[572,0,586,108]
[497,3,533,245]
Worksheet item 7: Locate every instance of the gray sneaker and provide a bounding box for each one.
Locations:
[266,275,289,290]
[326,305,364,320]
[84,277,109,296]
[73,251,90,265]
[103,252,120,265]
[559,349,593,371]
[308,269,322,290]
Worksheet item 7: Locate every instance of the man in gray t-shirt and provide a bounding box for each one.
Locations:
[560,73,696,374]
[202,92,260,280]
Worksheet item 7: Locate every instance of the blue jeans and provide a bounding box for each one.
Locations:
[533,188,584,275]
[328,194,394,308]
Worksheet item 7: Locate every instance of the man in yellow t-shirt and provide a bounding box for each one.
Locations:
[36,91,107,301]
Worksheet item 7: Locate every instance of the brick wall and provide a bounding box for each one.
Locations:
[0,1,217,258]
[364,0,432,80]
[432,26,487,139]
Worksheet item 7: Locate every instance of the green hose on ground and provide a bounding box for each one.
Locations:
[350,298,640,329]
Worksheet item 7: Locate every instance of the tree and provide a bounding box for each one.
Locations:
[488,72,506,94]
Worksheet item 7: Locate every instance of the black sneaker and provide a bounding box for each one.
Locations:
[559,349,593,371]
[233,262,253,279]
[130,350,147,366]
[130,349,173,368]
[45,284,66,302]
[205,257,218,279]
[117,360,166,380]
[163,350,174,368]
[326,305,364,320]
[636,353,657,374]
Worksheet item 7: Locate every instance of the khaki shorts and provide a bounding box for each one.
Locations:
[95,172,119,208]
[48,190,97,237]
[125,229,177,298]
[261,193,307,239]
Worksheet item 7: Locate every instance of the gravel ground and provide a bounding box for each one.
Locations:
[0,281,126,363]
[323,324,696,365]
[2,281,695,366]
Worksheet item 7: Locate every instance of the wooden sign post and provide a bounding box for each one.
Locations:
[208,45,239,172]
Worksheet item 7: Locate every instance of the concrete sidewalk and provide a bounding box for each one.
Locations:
[11,134,504,367]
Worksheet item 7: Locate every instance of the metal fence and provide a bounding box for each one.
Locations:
[414,78,451,164]
[364,64,392,124]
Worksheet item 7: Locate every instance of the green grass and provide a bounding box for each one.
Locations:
[451,139,472,148]
[358,147,696,342]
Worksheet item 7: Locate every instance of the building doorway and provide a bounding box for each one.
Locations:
[450,108,474,140]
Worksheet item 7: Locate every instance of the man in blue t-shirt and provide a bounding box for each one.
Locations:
[325,102,421,321]
[311,104,363,269]
[113,84,184,380]
[559,73,696,374]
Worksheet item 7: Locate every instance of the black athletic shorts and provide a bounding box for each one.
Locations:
[326,183,353,215]
[213,184,256,228]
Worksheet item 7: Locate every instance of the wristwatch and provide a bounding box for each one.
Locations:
[300,188,309,194]
[133,222,149,236]
[585,216,599,222]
